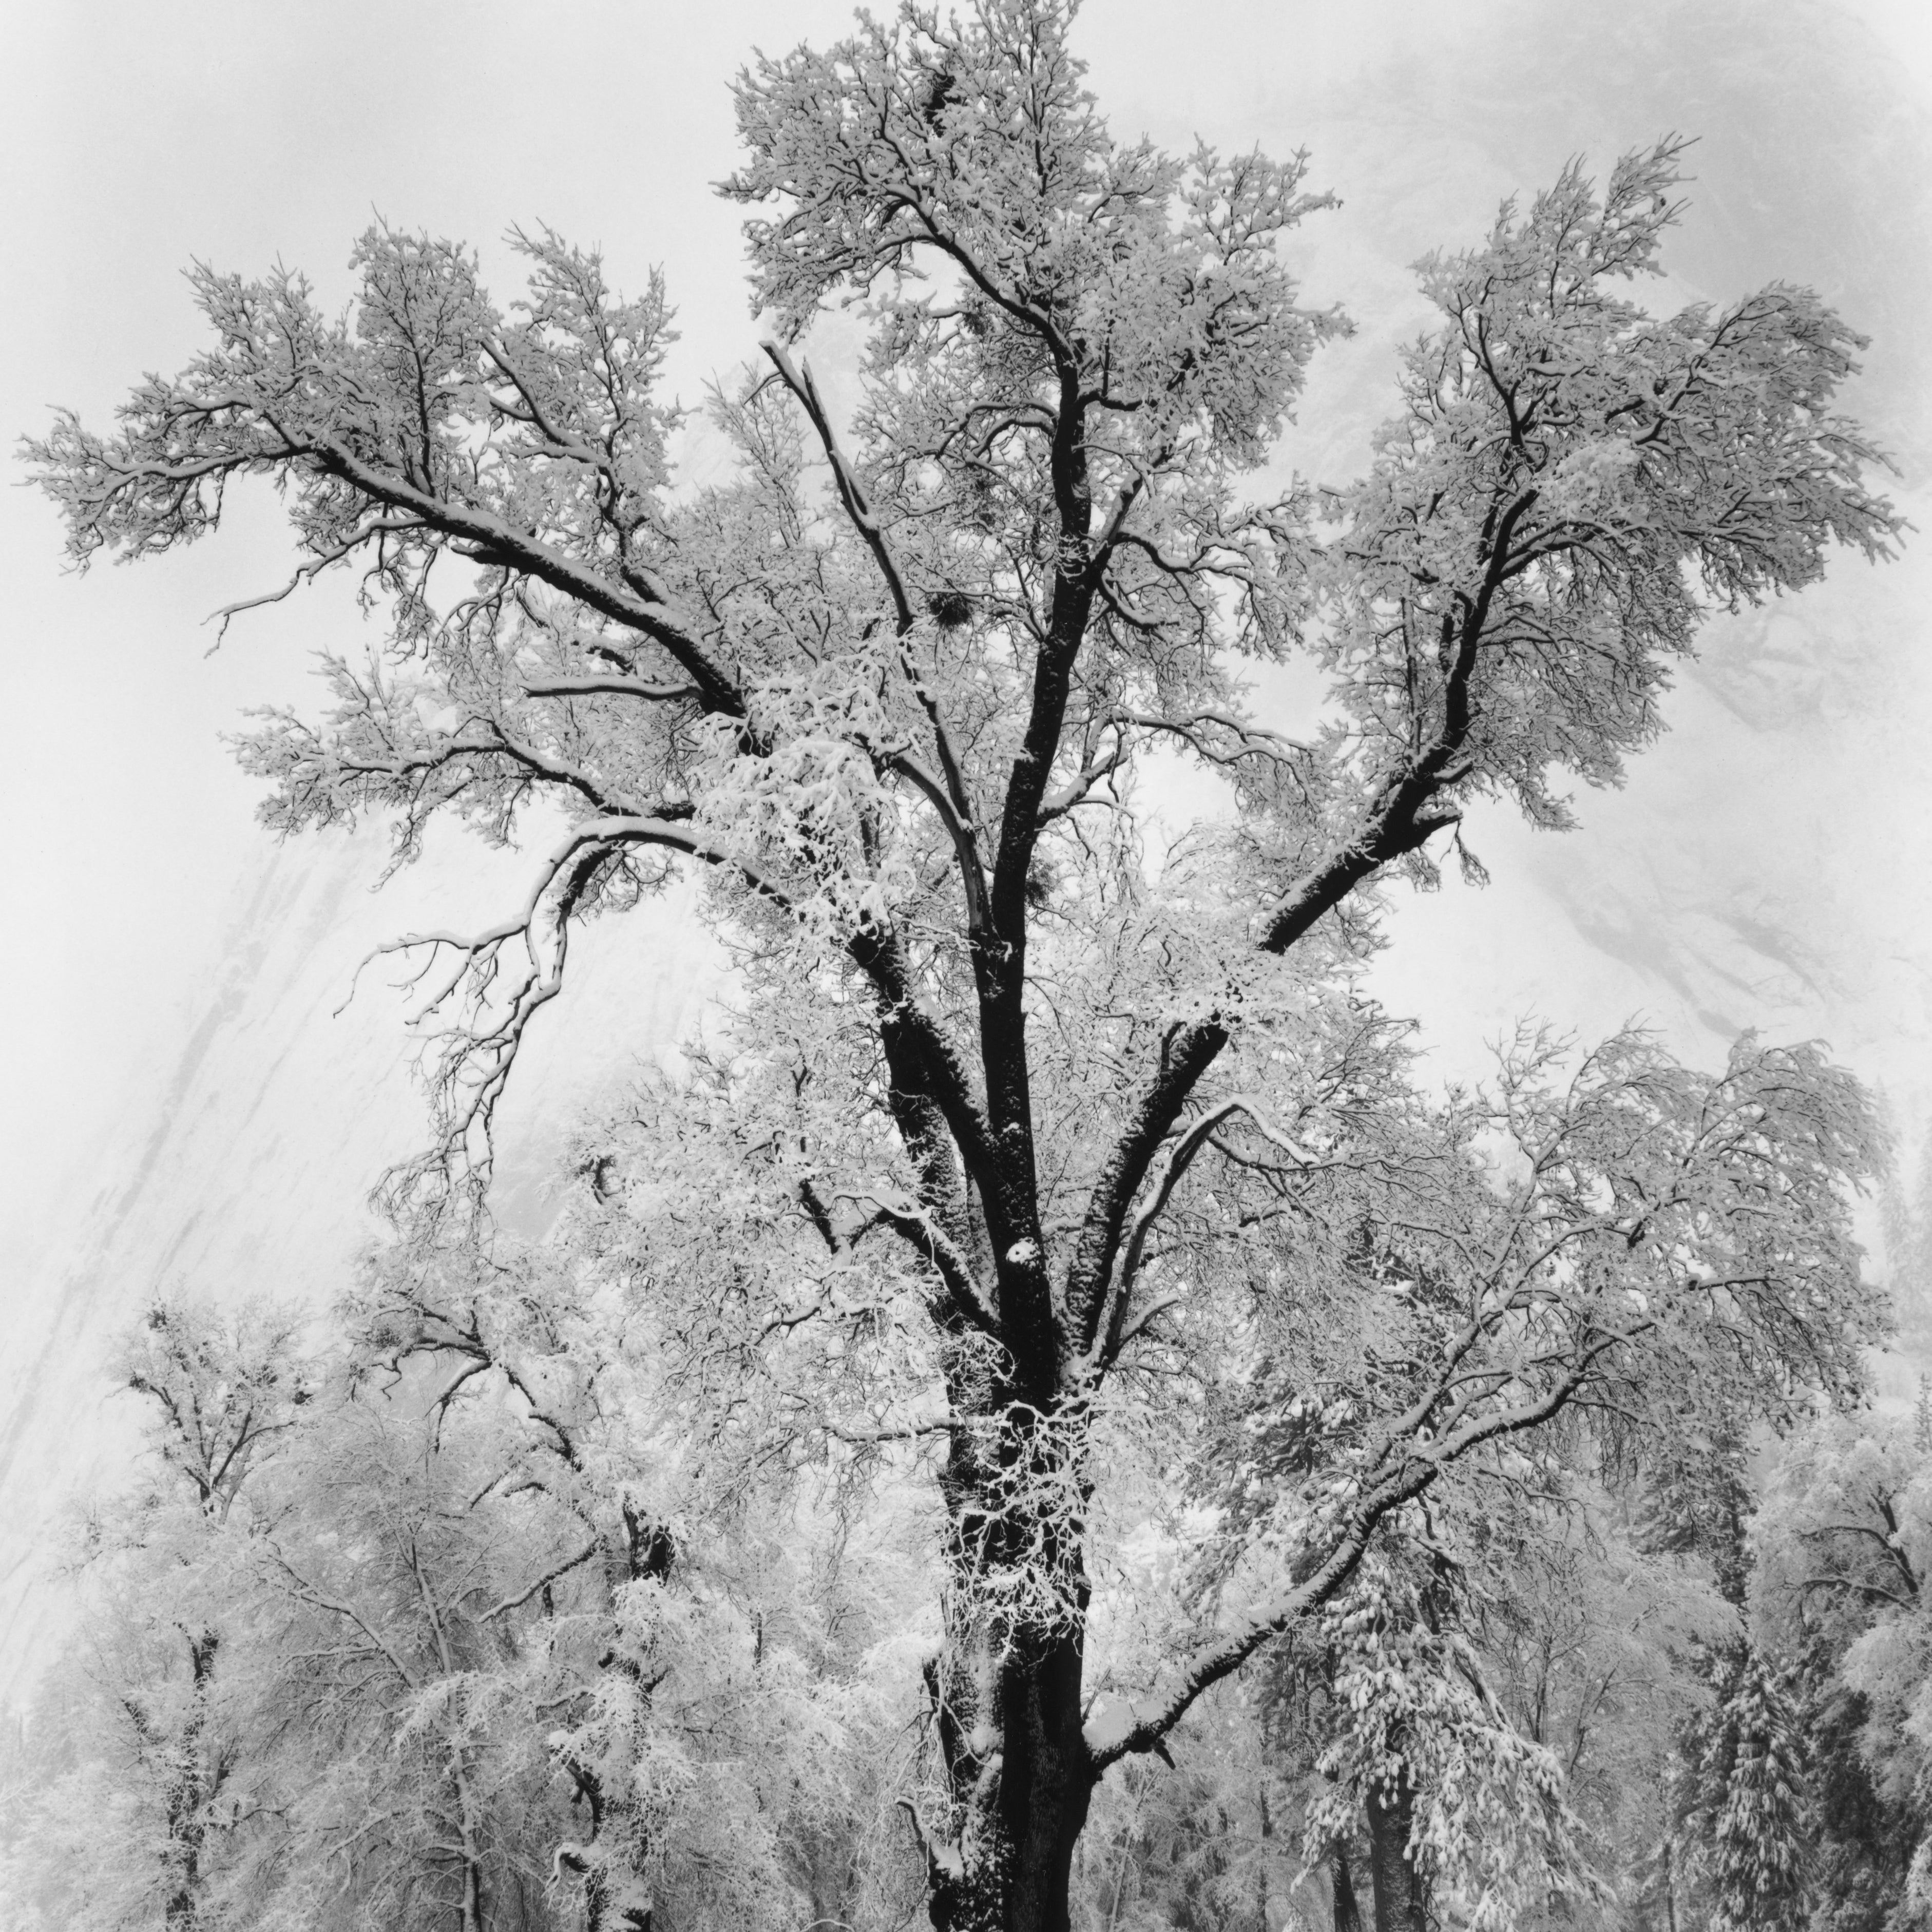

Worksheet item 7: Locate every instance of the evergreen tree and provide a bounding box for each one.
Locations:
[1707,1648,1812,1932]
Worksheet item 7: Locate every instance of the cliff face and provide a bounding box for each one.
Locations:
[1366,531,1932,1103]
[0,830,719,1697]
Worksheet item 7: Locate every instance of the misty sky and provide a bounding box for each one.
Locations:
[3,0,1930,1681]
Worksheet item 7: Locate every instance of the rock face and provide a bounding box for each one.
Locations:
[1367,532,1932,1115]
[0,830,718,1698]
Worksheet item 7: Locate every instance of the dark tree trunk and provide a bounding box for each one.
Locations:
[1366,1773,1427,1932]
[1256,1778,1274,1932]
[557,1517,673,1932]
[160,1629,221,1932]
[997,1627,1095,1932]
[923,1634,1096,1932]
[1332,1839,1365,1932]
[922,1387,1097,1932]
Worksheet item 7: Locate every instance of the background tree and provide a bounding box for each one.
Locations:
[1751,1410,1932,1931]
[27,2,1899,1925]
[341,1229,927,1932]
[0,1303,309,1932]
[2,1269,930,1932]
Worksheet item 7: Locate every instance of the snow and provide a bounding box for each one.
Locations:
[1082,1694,1143,1756]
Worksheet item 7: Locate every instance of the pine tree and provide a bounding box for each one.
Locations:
[1716,1650,1811,1931]
[1680,1647,1812,1932]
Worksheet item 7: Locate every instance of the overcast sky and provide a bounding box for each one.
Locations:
[3,3,1930,1668]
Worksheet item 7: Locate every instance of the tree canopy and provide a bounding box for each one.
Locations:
[21,4,1905,1929]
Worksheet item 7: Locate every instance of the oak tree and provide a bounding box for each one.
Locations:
[29,4,1901,1925]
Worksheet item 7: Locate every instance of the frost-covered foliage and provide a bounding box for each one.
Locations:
[1,1282,929,1932]
[1300,1553,1592,1931]
[1743,1410,1932,1932]
[25,2,1902,1926]
[1662,1643,1815,1932]
[1,1304,310,1932]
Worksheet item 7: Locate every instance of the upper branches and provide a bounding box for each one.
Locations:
[722,3,1344,1343]
[28,228,744,717]
[726,1,1335,451]
[1276,141,1901,868]
[26,6,1900,1446]
[1047,145,1899,1354]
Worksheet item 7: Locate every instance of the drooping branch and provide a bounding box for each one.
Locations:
[207,515,422,643]
[1086,1322,1636,1772]
[370,814,798,1196]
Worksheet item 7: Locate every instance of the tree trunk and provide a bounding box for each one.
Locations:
[923,1393,1096,1932]
[1256,1779,1273,1932]
[1331,1839,1365,1932]
[1365,1772,1427,1932]
[923,1628,1094,1932]
[556,1516,673,1932]
[999,1627,1095,1932]
[160,1629,221,1932]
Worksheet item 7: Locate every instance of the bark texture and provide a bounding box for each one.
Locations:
[1366,1772,1428,1932]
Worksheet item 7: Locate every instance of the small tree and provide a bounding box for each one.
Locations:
[120,1300,313,1525]
[29,5,1899,1926]
[0,1303,310,1932]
